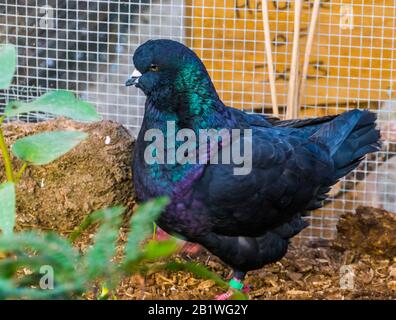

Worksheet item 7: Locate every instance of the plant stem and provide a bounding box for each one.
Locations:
[0,123,14,182]
[68,214,95,242]
[152,222,157,240]
[15,162,28,182]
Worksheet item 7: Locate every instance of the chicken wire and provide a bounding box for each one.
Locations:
[0,0,395,241]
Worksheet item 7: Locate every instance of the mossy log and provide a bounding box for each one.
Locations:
[0,119,135,232]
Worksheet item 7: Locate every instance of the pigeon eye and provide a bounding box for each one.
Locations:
[150,64,159,72]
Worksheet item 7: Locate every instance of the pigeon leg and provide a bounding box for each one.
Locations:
[214,270,249,300]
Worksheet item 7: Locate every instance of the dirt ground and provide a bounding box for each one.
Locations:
[81,207,396,300]
[107,243,395,300]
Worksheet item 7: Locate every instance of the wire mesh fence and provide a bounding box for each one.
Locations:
[1,0,395,241]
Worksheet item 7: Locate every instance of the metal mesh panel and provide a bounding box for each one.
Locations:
[1,1,395,241]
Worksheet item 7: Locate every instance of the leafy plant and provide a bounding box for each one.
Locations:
[0,198,169,299]
[0,44,101,234]
[0,196,246,300]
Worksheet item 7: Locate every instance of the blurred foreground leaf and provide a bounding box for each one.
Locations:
[0,231,83,299]
[0,196,231,300]
[85,206,125,282]
[143,239,179,261]
[0,182,15,237]
[0,44,16,89]
[124,197,169,263]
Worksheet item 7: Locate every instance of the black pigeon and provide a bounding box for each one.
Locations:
[126,39,381,298]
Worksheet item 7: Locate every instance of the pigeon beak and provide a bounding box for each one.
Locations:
[125,69,142,87]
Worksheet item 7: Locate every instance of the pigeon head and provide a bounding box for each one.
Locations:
[126,39,220,113]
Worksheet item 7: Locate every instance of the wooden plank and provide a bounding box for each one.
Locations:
[185,1,396,111]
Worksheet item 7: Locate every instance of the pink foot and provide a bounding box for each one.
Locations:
[180,242,202,256]
[242,284,252,294]
[215,290,234,300]
[214,284,251,300]
[155,227,171,241]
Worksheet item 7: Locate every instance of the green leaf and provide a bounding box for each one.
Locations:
[0,182,16,236]
[124,197,169,263]
[12,130,88,165]
[4,90,101,122]
[85,206,125,282]
[143,239,179,260]
[0,44,16,89]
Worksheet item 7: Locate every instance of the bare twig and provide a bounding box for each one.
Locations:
[286,0,303,120]
[298,0,321,112]
[261,0,279,116]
